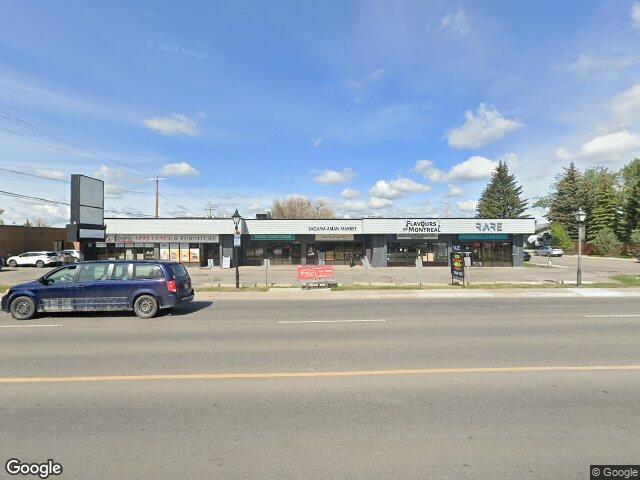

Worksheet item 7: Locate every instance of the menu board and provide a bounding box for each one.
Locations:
[450,252,465,285]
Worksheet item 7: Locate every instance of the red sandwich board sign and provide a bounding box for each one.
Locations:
[296,265,334,282]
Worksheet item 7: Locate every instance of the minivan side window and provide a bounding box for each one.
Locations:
[170,264,188,279]
[78,264,111,282]
[133,264,164,280]
[112,264,130,281]
[45,265,78,284]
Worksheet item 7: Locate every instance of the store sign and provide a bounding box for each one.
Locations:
[307,225,358,233]
[251,234,295,241]
[401,219,441,234]
[458,234,509,241]
[105,234,219,243]
[475,221,503,232]
[397,233,439,240]
[315,234,354,242]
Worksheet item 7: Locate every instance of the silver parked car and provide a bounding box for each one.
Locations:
[535,246,564,257]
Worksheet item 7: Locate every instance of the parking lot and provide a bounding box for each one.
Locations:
[1,254,638,288]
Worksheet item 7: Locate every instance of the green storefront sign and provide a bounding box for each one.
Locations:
[250,234,296,241]
[458,234,509,241]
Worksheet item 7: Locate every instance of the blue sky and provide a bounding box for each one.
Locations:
[1,0,640,225]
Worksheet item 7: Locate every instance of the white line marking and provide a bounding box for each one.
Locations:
[0,324,61,328]
[277,319,387,324]
[584,314,640,318]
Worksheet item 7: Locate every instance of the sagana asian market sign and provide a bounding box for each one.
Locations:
[307,225,358,233]
[401,220,441,234]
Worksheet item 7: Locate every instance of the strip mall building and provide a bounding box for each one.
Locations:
[98,217,536,268]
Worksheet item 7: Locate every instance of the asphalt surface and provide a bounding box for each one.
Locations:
[1,297,639,479]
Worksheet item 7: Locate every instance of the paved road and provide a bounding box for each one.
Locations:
[1,297,639,479]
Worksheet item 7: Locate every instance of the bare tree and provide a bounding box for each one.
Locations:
[23,217,50,227]
[271,196,335,219]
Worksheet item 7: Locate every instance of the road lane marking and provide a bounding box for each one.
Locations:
[584,314,640,318]
[2,365,639,384]
[0,324,61,328]
[277,319,387,324]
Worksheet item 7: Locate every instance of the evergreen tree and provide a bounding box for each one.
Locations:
[547,162,584,238]
[475,161,528,218]
[587,170,618,242]
[625,178,640,236]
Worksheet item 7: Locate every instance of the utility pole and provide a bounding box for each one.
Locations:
[146,176,166,218]
[204,201,215,218]
[443,200,450,218]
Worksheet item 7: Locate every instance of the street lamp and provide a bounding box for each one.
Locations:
[574,207,587,286]
[231,209,242,289]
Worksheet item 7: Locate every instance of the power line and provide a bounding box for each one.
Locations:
[0,110,209,212]
[0,190,156,218]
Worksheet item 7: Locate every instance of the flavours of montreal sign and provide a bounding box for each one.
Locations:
[401,220,441,234]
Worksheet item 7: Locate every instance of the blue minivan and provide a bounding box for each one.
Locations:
[1,260,194,320]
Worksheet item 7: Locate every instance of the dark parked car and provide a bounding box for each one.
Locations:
[1,260,194,320]
[523,251,531,262]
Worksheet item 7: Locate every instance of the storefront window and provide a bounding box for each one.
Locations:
[387,239,448,266]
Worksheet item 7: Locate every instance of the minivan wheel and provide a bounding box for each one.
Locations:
[134,295,158,319]
[10,296,36,320]
[35,260,45,268]
[8,260,17,267]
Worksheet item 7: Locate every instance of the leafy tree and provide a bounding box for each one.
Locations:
[549,223,572,251]
[271,196,335,219]
[587,170,619,242]
[589,227,621,256]
[629,228,640,256]
[475,161,527,218]
[547,162,583,238]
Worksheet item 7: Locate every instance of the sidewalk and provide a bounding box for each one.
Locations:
[195,287,640,301]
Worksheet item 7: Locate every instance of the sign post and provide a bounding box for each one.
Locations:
[450,251,465,286]
[263,258,271,287]
[362,256,372,286]
[415,257,423,286]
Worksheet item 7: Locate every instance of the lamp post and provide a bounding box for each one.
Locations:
[231,209,242,289]
[574,207,587,286]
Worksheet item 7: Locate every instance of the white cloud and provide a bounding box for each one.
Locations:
[564,52,596,78]
[412,159,446,182]
[440,10,469,36]
[448,155,498,181]
[143,114,198,137]
[341,188,360,199]
[609,83,640,127]
[342,200,368,212]
[447,185,464,196]
[446,104,523,149]
[632,2,640,27]
[34,169,66,181]
[457,200,478,213]
[312,137,323,148]
[369,178,430,199]
[94,164,124,182]
[578,130,640,162]
[499,152,519,171]
[160,162,200,176]
[312,168,355,185]
[555,147,573,160]
[367,197,393,209]
[344,67,388,91]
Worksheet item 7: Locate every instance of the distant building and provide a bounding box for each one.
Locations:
[0,225,77,258]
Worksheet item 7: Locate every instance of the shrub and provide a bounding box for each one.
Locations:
[549,223,572,252]
[589,227,621,256]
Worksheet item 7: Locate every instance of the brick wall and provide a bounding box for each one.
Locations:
[0,225,76,258]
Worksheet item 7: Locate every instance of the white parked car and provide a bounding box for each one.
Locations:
[535,246,564,257]
[6,251,62,268]
[59,249,81,263]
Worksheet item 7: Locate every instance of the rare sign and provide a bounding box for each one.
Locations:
[450,252,465,285]
[296,265,334,282]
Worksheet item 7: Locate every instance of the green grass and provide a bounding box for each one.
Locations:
[0,284,11,292]
[610,274,640,286]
